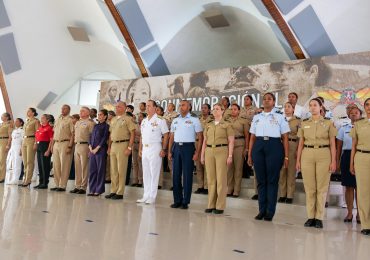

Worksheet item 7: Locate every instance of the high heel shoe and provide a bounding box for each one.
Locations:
[21,183,30,188]
[344,217,353,223]
[356,216,361,224]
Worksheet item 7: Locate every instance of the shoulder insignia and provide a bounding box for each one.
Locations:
[157,115,163,119]
[324,117,331,120]
[190,112,197,117]
[295,117,301,120]
[275,110,283,114]
[303,118,309,121]
[339,116,347,119]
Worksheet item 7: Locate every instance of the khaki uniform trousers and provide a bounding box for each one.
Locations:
[105,155,111,181]
[354,152,370,229]
[301,148,331,220]
[0,139,9,181]
[205,146,228,210]
[132,145,143,184]
[22,138,36,184]
[53,142,73,188]
[74,144,90,190]
[227,145,244,195]
[110,142,129,195]
[279,141,298,198]
[196,140,207,189]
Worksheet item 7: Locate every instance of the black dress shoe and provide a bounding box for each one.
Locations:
[170,203,181,208]
[77,189,86,194]
[181,204,189,210]
[137,184,143,188]
[87,193,95,196]
[50,187,59,191]
[255,212,265,220]
[361,229,370,236]
[251,194,258,200]
[158,186,162,190]
[170,187,173,191]
[304,219,316,227]
[232,195,239,198]
[202,189,208,195]
[278,197,286,203]
[131,183,138,187]
[315,219,323,229]
[285,198,293,204]
[111,194,123,200]
[205,208,215,213]
[194,188,204,194]
[70,188,79,193]
[325,202,329,208]
[105,180,111,184]
[227,194,233,197]
[34,185,40,189]
[264,215,273,221]
[344,217,353,223]
[56,188,66,192]
[38,185,48,189]
[0,179,5,183]
[105,193,116,199]
[212,209,224,214]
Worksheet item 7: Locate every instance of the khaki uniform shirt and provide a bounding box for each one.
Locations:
[350,118,370,150]
[297,116,337,146]
[204,118,234,146]
[53,115,74,141]
[109,115,136,142]
[287,116,300,140]
[163,111,178,128]
[229,116,249,147]
[74,118,95,143]
[24,118,39,137]
[0,121,12,138]
[223,108,232,120]
[240,106,258,123]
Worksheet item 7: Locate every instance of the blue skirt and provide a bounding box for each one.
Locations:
[341,150,356,187]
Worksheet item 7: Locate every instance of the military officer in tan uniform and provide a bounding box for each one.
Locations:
[105,101,136,200]
[51,105,74,192]
[21,108,40,187]
[278,102,300,204]
[132,112,145,187]
[201,103,234,214]
[70,107,95,194]
[194,103,213,194]
[221,96,232,120]
[350,97,370,236]
[0,113,13,183]
[227,104,249,197]
[296,98,337,229]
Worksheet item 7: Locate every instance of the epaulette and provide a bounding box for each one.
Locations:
[295,117,301,120]
[190,112,197,117]
[275,110,283,114]
[324,117,331,120]
[357,118,365,122]
[157,115,163,119]
[339,116,347,119]
[303,118,309,121]
[240,115,247,119]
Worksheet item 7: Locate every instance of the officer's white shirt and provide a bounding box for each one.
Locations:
[334,116,351,129]
[11,127,24,146]
[336,124,353,150]
[141,114,168,144]
[250,111,290,138]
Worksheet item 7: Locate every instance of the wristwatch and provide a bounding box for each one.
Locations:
[128,146,132,151]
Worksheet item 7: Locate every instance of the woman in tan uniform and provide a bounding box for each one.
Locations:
[0,113,13,182]
[296,98,337,229]
[350,97,370,236]
[227,103,249,197]
[201,103,234,214]
[278,102,300,204]
[20,108,40,187]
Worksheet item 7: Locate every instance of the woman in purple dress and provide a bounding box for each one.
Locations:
[88,109,109,196]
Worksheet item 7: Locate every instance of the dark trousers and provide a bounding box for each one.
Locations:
[252,138,284,216]
[172,142,195,205]
[89,149,107,194]
[125,154,132,185]
[37,141,51,186]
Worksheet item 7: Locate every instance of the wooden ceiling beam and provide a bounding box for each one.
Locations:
[0,66,14,120]
[261,0,306,59]
[104,0,149,77]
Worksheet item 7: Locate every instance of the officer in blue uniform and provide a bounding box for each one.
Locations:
[248,92,290,221]
[168,100,203,209]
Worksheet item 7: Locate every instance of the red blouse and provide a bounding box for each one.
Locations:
[35,123,54,142]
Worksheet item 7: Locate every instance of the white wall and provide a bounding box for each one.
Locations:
[3,0,136,118]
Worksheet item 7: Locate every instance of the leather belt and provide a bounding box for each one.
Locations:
[256,137,280,141]
[54,139,70,142]
[0,136,9,139]
[235,136,245,139]
[288,138,297,142]
[175,142,194,146]
[304,145,329,149]
[24,135,35,138]
[357,149,370,154]
[207,144,228,148]
[75,142,88,145]
[113,139,129,143]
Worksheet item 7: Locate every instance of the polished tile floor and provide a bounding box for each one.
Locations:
[0,183,368,260]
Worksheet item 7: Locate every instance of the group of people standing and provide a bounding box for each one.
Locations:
[0,91,369,237]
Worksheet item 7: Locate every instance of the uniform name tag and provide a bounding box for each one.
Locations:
[304,126,310,129]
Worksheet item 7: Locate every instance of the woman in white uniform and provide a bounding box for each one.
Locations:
[6,118,24,185]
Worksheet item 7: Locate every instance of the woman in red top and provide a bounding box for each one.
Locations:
[35,114,54,189]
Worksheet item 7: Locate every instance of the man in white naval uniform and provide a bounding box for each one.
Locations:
[137,100,169,204]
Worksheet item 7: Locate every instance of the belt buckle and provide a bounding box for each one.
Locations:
[314,145,319,149]
[144,144,149,147]
[212,144,216,148]
[263,136,269,141]
[179,142,183,146]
